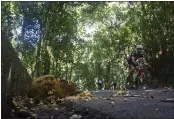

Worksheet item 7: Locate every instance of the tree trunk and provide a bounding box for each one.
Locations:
[55,59,58,75]
[34,30,42,78]
[65,61,68,80]
[52,59,55,74]
[69,63,73,80]
[105,61,111,89]
[43,48,50,75]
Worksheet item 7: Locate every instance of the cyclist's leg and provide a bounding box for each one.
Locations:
[126,64,136,89]
[128,65,135,78]
[140,72,145,83]
[139,68,146,84]
[127,58,134,76]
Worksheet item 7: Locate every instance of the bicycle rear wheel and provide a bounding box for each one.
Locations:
[144,70,152,87]
[125,75,134,89]
[134,73,140,89]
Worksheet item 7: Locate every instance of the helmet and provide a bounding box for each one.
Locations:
[136,45,143,49]
[136,45,144,54]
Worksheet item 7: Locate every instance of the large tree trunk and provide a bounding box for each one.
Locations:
[52,59,55,74]
[69,63,73,80]
[21,17,27,41]
[55,58,58,75]
[43,47,50,75]
[105,61,111,89]
[34,28,42,78]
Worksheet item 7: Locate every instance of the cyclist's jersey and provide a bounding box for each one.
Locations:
[127,51,144,66]
[131,51,144,59]
[127,53,138,61]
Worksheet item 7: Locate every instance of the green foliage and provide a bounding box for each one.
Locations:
[2,1,174,89]
[116,90,127,95]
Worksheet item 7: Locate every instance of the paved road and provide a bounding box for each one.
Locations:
[71,89,174,118]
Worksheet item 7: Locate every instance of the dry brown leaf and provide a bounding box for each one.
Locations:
[85,99,89,102]
[12,100,18,107]
[110,97,114,100]
[110,101,115,104]
[31,108,35,111]
[124,98,128,101]
[103,97,107,100]
[70,114,82,119]
[31,113,37,118]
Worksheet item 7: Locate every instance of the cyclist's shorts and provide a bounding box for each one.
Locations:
[127,57,137,67]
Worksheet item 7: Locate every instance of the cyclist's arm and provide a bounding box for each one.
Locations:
[132,56,138,66]
[143,57,148,65]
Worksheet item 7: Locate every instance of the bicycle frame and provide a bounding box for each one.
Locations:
[126,57,152,89]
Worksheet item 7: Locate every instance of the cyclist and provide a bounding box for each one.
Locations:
[126,45,148,84]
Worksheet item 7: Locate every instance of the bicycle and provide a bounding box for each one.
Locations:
[126,58,152,89]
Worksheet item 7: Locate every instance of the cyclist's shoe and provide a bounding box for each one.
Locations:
[139,82,148,89]
[140,79,146,85]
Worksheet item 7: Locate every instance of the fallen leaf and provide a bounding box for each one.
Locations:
[31,114,37,118]
[84,99,89,102]
[31,108,35,111]
[161,98,174,103]
[117,90,126,95]
[110,101,115,104]
[112,94,117,97]
[103,97,107,100]
[23,107,28,110]
[12,100,18,107]
[48,90,53,95]
[124,98,128,101]
[125,93,131,96]
[110,97,114,100]
[69,114,82,119]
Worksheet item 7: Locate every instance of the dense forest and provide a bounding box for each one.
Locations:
[2,1,174,90]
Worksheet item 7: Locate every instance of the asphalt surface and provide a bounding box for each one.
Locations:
[71,89,174,118]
